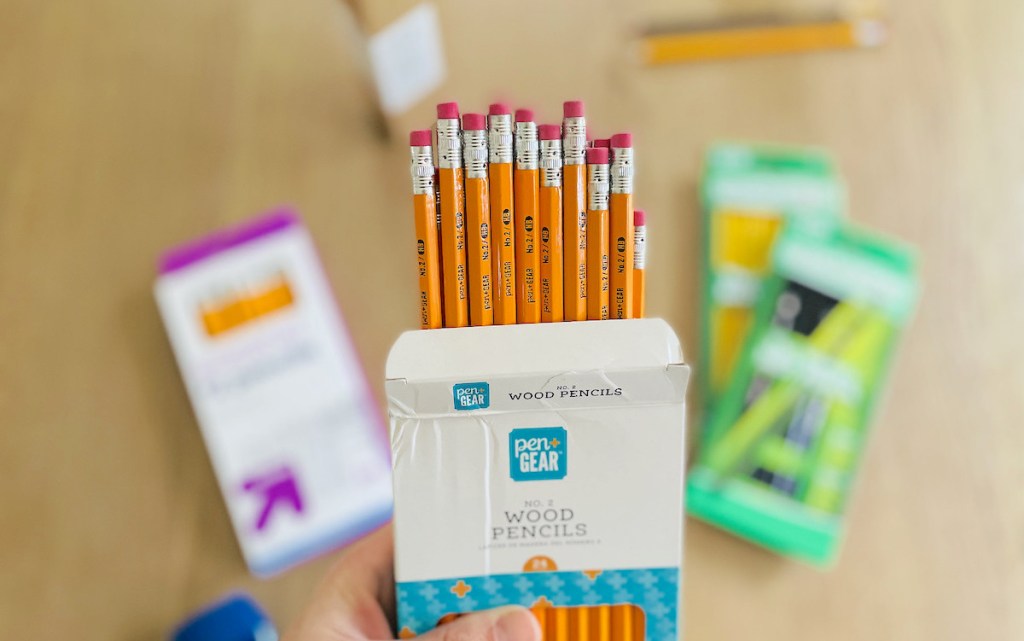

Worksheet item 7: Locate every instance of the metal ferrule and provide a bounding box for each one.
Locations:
[540,139,562,187]
[515,121,539,170]
[634,225,647,269]
[488,114,513,164]
[562,117,586,165]
[463,129,488,179]
[410,146,434,195]
[610,146,634,194]
[436,119,462,169]
[587,162,609,210]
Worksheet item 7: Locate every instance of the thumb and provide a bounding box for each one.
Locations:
[413,606,541,641]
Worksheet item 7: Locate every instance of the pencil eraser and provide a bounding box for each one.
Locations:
[594,138,611,149]
[515,108,535,123]
[634,209,646,226]
[489,102,511,116]
[611,133,633,148]
[462,113,486,131]
[436,102,460,120]
[563,100,585,118]
[409,130,432,147]
[586,147,609,164]
[538,124,561,141]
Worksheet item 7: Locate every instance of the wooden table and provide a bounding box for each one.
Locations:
[2,0,1021,639]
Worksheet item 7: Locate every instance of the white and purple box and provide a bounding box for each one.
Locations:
[155,209,392,576]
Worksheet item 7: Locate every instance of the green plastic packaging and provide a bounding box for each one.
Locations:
[688,223,920,566]
[699,142,846,412]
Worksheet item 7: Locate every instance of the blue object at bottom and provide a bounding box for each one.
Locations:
[172,594,275,641]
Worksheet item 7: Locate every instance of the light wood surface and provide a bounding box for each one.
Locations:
[2,0,1022,639]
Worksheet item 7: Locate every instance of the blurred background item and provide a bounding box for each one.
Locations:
[172,594,276,641]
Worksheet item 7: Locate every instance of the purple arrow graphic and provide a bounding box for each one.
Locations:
[241,466,305,533]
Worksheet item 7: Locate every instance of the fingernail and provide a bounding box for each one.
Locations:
[493,606,542,641]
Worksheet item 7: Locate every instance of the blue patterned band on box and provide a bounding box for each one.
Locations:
[396,567,679,640]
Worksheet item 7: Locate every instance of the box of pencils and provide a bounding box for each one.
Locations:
[688,223,919,565]
[699,142,846,412]
[387,319,688,640]
[389,101,687,640]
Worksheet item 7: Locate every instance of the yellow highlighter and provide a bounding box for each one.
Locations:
[538,124,564,323]
[461,113,493,326]
[514,109,541,323]
[562,100,587,321]
[488,103,517,325]
[408,129,442,329]
[609,133,635,319]
[436,102,468,328]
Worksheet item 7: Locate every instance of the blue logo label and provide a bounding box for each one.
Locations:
[453,382,490,411]
[509,427,567,481]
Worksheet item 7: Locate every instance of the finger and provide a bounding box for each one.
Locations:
[283,523,396,641]
[415,606,541,641]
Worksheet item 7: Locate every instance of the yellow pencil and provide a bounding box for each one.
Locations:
[488,103,517,324]
[514,109,541,323]
[538,123,564,323]
[632,209,646,318]
[609,133,635,319]
[408,130,442,329]
[642,16,887,65]
[461,113,493,326]
[586,146,610,320]
[562,101,587,321]
[436,102,468,327]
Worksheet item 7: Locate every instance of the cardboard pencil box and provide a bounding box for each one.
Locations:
[386,319,689,640]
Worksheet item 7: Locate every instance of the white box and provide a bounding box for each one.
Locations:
[155,209,393,576]
[386,319,688,640]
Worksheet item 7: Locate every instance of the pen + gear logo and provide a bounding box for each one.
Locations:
[509,427,567,482]
[453,382,489,411]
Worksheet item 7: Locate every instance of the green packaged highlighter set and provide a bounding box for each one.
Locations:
[699,143,846,410]
[688,222,919,565]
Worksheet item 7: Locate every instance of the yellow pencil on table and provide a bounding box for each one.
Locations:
[488,102,517,325]
[538,123,564,323]
[641,16,887,66]
[514,108,541,323]
[562,100,587,321]
[408,130,442,329]
[609,133,635,319]
[632,209,646,318]
[461,113,493,326]
[436,102,468,327]
[586,146,610,320]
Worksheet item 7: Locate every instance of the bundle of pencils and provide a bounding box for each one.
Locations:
[409,101,648,329]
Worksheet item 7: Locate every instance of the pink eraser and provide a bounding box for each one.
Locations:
[409,129,432,147]
[634,209,646,226]
[436,102,460,119]
[611,133,633,148]
[538,124,561,141]
[489,102,511,116]
[586,147,609,164]
[594,138,611,149]
[563,100,585,118]
[515,108,535,123]
[462,113,486,131]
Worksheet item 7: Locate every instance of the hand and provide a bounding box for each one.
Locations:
[284,523,542,641]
